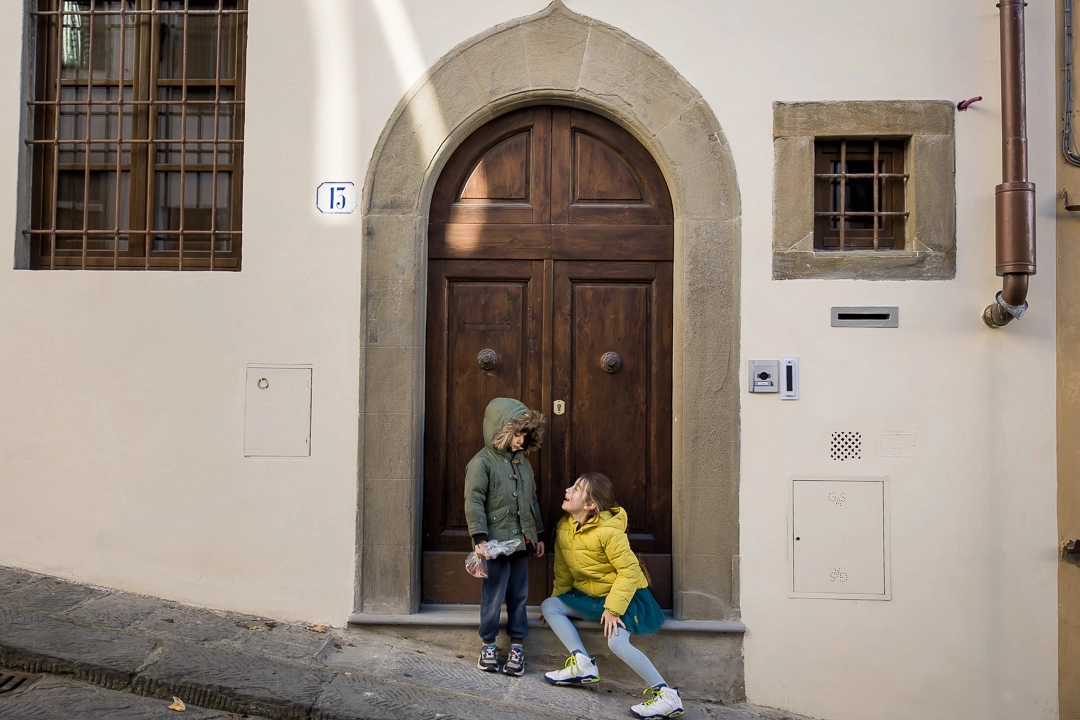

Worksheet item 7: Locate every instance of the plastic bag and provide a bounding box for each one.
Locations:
[465,538,523,578]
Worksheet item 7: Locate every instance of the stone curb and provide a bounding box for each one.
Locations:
[0,605,154,691]
[0,606,556,720]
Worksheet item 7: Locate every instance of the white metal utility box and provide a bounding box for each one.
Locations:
[789,476,891,599]
[244,365,312,458]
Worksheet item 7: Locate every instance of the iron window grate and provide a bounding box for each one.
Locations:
[814,138,909,251]
[26,0,248,270]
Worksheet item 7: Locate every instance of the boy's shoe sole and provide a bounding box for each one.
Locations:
[477,660,499,672]
[502,664,525,677]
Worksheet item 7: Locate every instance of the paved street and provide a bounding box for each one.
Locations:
[0,566,815,720]
[0,671,803,720]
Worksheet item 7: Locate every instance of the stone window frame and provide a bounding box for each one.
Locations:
[773,100,956,281]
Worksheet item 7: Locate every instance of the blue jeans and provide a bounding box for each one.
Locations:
[479,550,530,644]
[540,594,665,687]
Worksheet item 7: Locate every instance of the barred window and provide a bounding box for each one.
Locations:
[814,139,908,251]
[27,0,247,270]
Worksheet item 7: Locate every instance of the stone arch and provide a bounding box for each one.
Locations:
[357,1,740,620]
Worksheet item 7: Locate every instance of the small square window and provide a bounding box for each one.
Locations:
[773,101,955,281]
[814,139,907,251]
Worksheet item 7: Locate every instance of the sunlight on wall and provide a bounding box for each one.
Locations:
[371,0,449,148]
[305,0,359,177]
[371,0,427,93]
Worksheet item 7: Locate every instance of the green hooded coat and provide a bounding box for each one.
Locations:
[463,398,545,548]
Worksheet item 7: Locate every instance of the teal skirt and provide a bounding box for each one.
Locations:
[555,587,665,636]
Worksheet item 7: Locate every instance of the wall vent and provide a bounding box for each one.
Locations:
[831,306,899,328]
[830,431,862,461]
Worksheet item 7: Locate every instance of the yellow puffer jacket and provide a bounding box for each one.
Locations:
[552,507,647,616]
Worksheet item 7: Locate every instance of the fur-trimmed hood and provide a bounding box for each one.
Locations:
[483,397,545,454]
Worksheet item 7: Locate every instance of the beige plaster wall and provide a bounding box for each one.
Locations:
[0,2,1062,719]
[721,4,1058,719]
[0,2,374,623]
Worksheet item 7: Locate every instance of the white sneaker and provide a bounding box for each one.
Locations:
[543,651,600,685]
[630,685,684,718]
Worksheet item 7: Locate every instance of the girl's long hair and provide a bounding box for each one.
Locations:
[576,472,617,525]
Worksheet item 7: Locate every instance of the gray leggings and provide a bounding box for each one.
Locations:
[540,595,665,688]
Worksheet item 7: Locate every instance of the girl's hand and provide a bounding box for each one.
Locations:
[533,541,545,558]
[474,541,490,559]
[601,609,625,638]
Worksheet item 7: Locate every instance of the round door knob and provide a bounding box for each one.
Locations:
[600,351,623,374]
[477,349,499,371]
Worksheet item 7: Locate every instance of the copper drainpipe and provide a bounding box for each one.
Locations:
[984,0,1037,328]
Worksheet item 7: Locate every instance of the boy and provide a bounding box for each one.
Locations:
[464,397,546,676]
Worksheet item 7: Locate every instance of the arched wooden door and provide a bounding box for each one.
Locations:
[422,106,674,607]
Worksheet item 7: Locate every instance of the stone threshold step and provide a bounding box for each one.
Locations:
[349,604,746,633]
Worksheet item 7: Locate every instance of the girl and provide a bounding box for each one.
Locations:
[540,473,683,719]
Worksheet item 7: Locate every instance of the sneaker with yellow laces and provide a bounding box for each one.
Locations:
[630,684,684,718]
[543,651,599,685]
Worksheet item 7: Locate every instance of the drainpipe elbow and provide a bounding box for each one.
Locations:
[983,274,1029,328]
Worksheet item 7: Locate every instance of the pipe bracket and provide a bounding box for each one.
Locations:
[995,291,1028,320]
[1064,188,1080,212]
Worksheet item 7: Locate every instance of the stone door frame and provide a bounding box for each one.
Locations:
[356,1,741,620]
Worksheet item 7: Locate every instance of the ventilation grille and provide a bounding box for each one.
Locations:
[830,431,862,461]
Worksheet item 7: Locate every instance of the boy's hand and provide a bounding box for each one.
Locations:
[533,541,545,558]
[474,541,490,559]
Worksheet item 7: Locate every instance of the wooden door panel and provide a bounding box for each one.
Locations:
[431,108,551,226]
[551,108,673,226]
[423,260,544,551]
[422,259,545,604]
[428,224,551,260]
[551,259,673,605]
[443,282,526,534]
[570,282,650,536]
[551,224,674,261]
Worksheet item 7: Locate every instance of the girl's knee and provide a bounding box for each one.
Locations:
[607,631,631,652]
[540,596,561,615]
